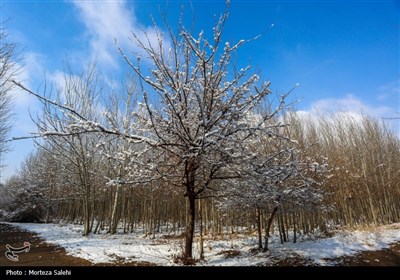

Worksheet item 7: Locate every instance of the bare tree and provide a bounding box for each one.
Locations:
[0,25,19,170]
[32,63,107,235]
[96,79,144,235]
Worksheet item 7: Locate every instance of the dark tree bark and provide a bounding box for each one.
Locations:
[184,161,197,259]
[264,206,278,251]
[185,193,196,259]
[256,208,263,249]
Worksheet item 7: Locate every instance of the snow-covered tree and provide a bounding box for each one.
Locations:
[3,151,51,223]
[220,143,328,250]
[12,2,294,259]
[115,3,293,259]
[25,146,63,223]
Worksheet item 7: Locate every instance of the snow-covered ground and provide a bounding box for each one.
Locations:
[8,222,400,266]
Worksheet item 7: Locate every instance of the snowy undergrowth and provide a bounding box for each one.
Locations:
[9,222,400,266]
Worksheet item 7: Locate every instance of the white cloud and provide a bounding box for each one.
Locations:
[72,1,134,67]
[306,94,395,119]
[294,94,400,138]
[72,0,169,68]
[377,79,400,102]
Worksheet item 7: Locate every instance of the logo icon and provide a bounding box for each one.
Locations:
[5,242,31,262]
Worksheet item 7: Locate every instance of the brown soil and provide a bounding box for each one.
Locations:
[271,243,400,266]
[336,242,400,266]
[1,223,399,266]
[268,242,400,266]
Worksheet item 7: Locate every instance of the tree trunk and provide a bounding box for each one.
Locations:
[110,184,121,235]
[279,212,287,243]
[256,208,263,249]
[45,202,51,223]
[184,160,197,260]
[362,161,377,224]
[184,194,196,259]
[45,183,54,223]
[89,184,96,233]
[199,199,204,260]
[264,206,278,251]
[293,212,297,243]
[83,197,90,236]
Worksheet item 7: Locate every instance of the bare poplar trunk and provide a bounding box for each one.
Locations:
[199,199,204,260]
[110,184,121,235]
[45,201,51,223]
[45,183,54,223]
[256,208,263,249]
[264,206,278,251]
[293,212,297,243]
[83,196,90,236]
[362,161,377,224]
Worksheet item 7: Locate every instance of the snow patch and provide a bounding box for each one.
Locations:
[8,222,400,266]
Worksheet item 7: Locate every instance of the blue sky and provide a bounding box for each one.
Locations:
[1,0,399,182]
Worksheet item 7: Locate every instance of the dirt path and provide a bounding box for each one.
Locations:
[336,242,400,266]
[1,223,400,266]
